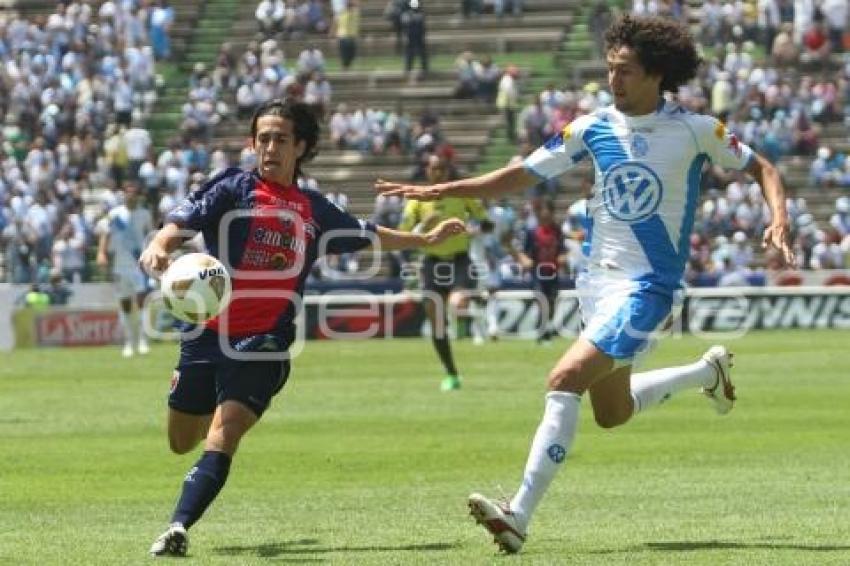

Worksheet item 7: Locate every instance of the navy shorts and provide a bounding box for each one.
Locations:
[534,277,560,303]
[169,329,291,418]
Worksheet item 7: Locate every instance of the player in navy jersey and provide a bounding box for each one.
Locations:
[518,200,567,344]
[378,15,795,553]
[140,99,465,557]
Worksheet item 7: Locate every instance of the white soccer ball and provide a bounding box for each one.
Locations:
[161,253,232,323]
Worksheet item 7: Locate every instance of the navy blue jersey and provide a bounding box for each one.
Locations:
[523,223,565,279]
[166,168,376,338]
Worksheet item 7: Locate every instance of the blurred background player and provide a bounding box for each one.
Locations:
[397,152,488,390]
[468,218,504,342]
[517,199,567,344]
[96,182,153,357]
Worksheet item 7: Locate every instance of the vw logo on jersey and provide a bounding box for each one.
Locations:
[630,134,649,157]
[602,162,663,223]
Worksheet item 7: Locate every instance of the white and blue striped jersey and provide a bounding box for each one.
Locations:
[524,100,754,294]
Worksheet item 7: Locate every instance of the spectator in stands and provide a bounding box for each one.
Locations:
[590,1,614,57]
[256,0,287,37]
[757,0,782,54]
[125,120,153,181]
[401,0,429,81]
[830,196,850,238]
[496,65,520,143]
[297,45,325,75]
[150,0,175,60]
[711,71,735,115]
[518,98,551,147]
[771,22,798,65]
[104,125,129,189]
[384,0,408,53]
[213,43,238,91]
[46,271,73,305]
[791,110,819,155]
[51,221,87,284]
[332,0,361,70]
[822,0,848,52]
[373,194,404,228]
[303,71,332,118]
[801,13,831,66]
[474,55,501,103]
[717,255,750,286]
[454,51,478,98]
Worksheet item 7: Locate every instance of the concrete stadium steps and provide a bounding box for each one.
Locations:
[311,148,481,167]
[180,0,572,61]
[217,11,570,37]
[187,27,567,60]
[229,0,575,20]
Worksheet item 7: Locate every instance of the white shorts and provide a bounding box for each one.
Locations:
[576,273,684,369]
[113,266,148,299]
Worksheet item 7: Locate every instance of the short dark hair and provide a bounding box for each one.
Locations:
[250,98,320,177]
[605,14,701,93]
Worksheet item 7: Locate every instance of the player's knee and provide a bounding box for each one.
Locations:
[546,364,585,394]
[168,434,198,455]
[593,409,630,429]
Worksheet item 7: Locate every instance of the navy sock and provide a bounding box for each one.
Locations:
[431,335,458,376]
[171,451,231,529]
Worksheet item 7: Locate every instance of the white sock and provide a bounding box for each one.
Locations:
[133,309,147,347]
[510,391,581,527]
[630,359,716,415]
[118,309,132,346]
[486,298,499,335]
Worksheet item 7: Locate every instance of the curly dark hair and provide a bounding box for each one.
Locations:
[604,14,701,93]
[250,98,320,178]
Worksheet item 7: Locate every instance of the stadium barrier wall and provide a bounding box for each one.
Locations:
[3,284,848,350]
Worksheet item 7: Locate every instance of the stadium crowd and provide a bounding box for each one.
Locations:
[1,0,849,289]
[444,0,850,286]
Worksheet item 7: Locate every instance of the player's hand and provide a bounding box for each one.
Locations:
[375,178,444,201]
[96,251,108,269]
[139,243,170,277]
[424,219,467,245]
[762,221,795,267]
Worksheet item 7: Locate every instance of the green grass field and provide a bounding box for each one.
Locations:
[1,329,849,565]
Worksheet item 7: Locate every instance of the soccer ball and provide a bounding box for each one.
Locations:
[161,253,232,323]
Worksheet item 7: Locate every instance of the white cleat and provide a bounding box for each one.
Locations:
[468,493,527,554]
[122,343,134,358]
[702,345,735,415]
[138,340,150,355]
[149,523,188,557]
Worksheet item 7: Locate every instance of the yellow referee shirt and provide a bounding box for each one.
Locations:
[398,197,488,259]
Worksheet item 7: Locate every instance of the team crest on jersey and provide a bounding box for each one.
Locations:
[170,370,180,393]
[269,252,290,270]
[630,134,649,157]
[601,162,663,223]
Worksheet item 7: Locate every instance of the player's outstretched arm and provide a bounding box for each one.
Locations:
[139,222,188,276]
[375,162,538,201]
[745,152,796,266]
[374,219,467,251]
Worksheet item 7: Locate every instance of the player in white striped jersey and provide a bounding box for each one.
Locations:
[376,14,795,554]
[96,183,153,357]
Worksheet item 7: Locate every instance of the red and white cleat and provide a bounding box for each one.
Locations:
[468,492,527,554]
